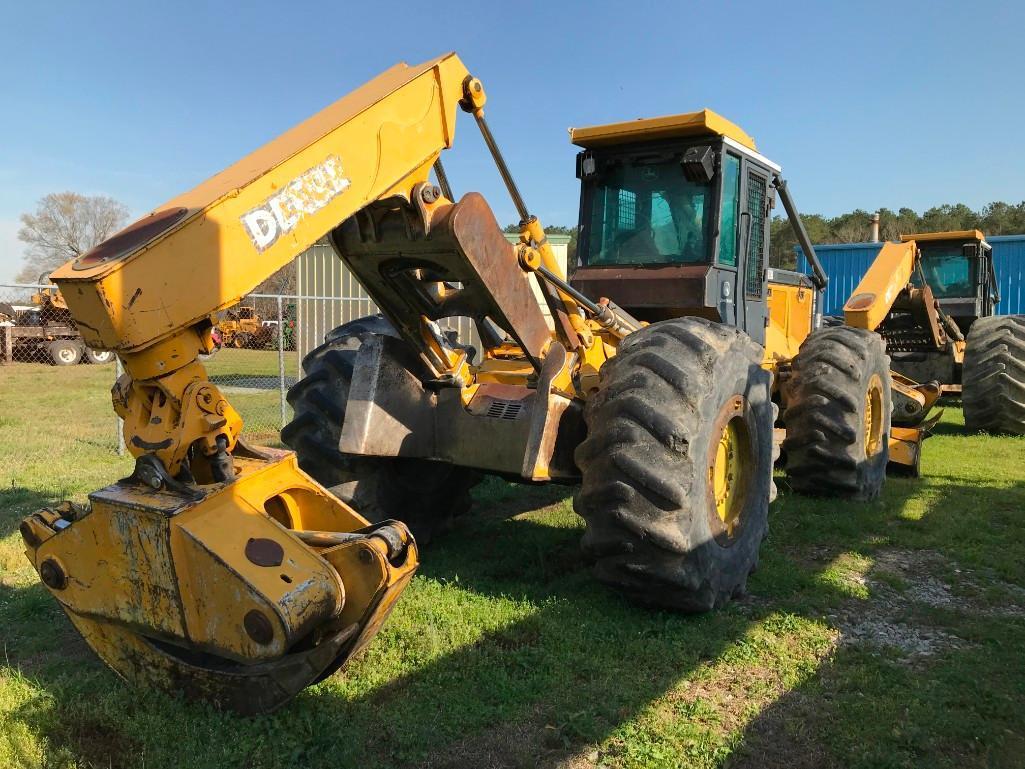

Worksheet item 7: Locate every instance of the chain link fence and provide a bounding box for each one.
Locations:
[203,293,303,446]
[0,283,361,454]
[1,283,117,367]
[2,237,568,463]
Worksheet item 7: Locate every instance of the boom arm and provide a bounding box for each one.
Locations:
[842,239,960,345]
[50,54,473,475]
[51,52,589,477]
[55,54,469,354]
[843,240,918,331]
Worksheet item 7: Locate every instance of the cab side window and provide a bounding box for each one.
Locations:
[718,154,741,267]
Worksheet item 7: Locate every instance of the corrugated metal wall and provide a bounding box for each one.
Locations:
[795,243,879,316]
[989,235,1025,315]
[295,236,571,362]
[295,242,379,352]
[797,235,1025,316]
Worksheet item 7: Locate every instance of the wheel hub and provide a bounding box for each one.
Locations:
[707,396,751,543]
[864,374,884,458]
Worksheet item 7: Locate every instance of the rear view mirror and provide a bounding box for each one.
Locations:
[576,152,597,180]
[681,146,715,183]
[962,243,980,258]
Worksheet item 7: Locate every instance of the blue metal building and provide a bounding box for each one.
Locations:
[797,234,1025,316]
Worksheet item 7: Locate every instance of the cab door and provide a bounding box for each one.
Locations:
[715,152,742,329]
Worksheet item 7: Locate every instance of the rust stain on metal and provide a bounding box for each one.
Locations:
[572,264,709,309]
[278,577,338,630]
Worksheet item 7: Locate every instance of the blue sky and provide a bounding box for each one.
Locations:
[1,0,1023,282]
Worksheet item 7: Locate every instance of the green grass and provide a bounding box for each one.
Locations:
[2,363,1024,768]
[203,348,300,444]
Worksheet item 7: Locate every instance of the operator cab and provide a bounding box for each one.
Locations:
[902,230,996,333]
[569,109,813,346]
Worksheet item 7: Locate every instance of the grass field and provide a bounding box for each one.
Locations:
[0,348,299,449]
[1,360,1024,768]
[204,348,300,444]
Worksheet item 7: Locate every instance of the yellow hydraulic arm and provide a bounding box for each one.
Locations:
[19,52,584,713]
[839,239,947,469]
[843,241,917,332]
[843,238,959,348]
[54,53,473,475]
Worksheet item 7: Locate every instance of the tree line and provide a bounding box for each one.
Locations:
[15,193,1025,285]
[769,201,1025,269]
[509,202,1025,272]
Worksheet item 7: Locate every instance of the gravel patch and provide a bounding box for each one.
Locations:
[820,548,1025,660]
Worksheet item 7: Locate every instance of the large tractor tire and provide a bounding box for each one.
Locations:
[783,326,890,500]
[282,315,480,544]
[574,317,775,612]
[962,315,1025,435]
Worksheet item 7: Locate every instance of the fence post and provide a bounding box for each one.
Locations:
[115,356,126,456]
[277,295,287,430]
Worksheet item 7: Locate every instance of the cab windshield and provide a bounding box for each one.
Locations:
[583,160,713,266]
[913,244,978,298]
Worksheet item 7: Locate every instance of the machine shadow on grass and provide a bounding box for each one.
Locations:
[2,480,776,768]
[207,374,298,391]
[4,473,1024,768]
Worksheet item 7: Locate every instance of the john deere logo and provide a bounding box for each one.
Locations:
[240,155,351,252]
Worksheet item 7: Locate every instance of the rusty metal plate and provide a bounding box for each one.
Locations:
[572,264,709,309]
[245,537,285,567]
[73,207,189,270]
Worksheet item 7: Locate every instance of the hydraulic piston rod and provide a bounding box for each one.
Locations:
[773,175,828,291]
[536,264,641,338]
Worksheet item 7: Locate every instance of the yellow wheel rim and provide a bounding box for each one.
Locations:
[709,398,750,540]
[864,373,884,458]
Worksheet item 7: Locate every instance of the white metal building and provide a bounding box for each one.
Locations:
[294,233,572,362]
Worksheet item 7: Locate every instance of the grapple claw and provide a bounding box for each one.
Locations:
[65,614,361,714]
[21,451,418,714]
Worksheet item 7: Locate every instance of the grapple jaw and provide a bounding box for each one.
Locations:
[20,450,417,714]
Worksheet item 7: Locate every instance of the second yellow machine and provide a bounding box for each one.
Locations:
[22,53,920,713]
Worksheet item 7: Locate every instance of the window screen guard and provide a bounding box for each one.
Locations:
[745,172,767,298]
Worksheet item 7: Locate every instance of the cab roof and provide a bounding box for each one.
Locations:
[569,109,757,151]
[901,230,988,245]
